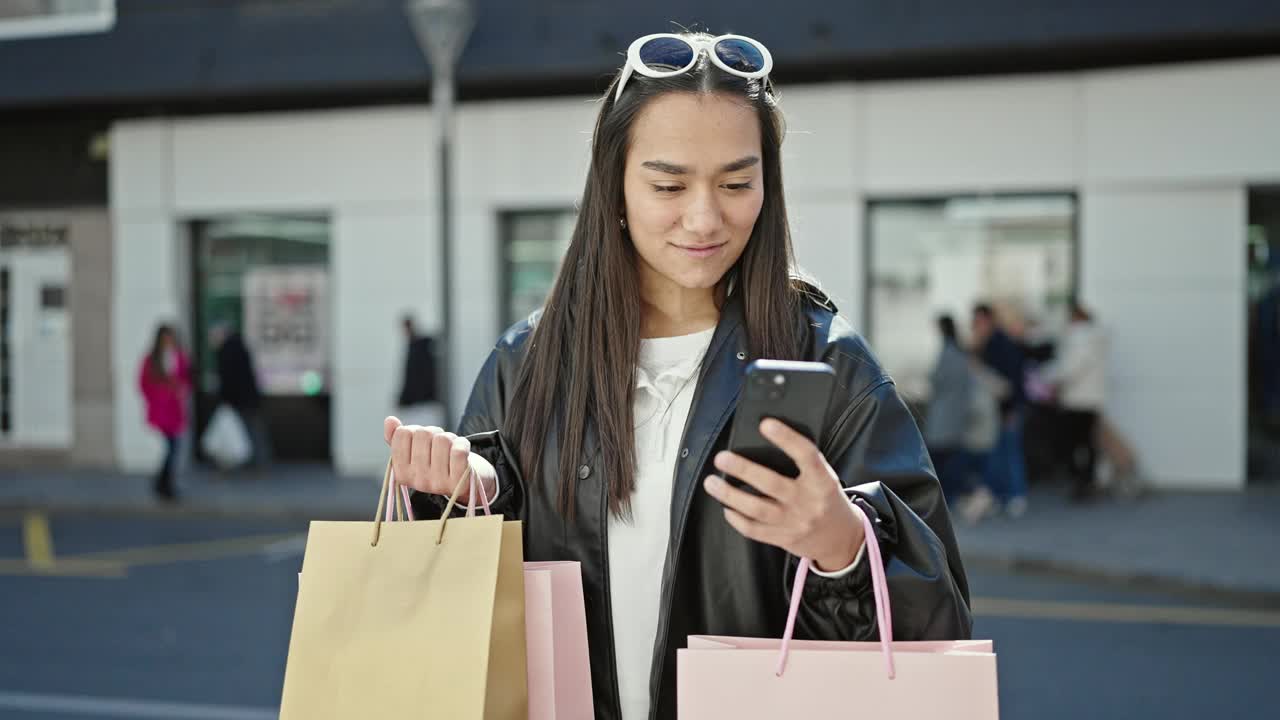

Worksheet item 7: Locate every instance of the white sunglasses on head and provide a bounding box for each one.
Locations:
[614,33,774,102]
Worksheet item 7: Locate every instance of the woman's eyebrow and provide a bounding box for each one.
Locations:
[641,159,688,175]
[640,155,760,175]
[719,155,760,173]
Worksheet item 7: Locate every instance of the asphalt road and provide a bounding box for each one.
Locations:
[0,510,1276,719]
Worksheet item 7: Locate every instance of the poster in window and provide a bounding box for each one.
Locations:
[243,268,329,396]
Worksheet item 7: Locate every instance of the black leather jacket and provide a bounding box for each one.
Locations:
[416,289,971,719]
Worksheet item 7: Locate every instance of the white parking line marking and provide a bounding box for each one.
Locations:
[0,691,277,719]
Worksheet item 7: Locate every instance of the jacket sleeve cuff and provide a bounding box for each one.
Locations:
[795,493,885,601]
[810,542,866,579]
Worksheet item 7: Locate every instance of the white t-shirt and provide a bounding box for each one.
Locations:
[610,326,715,720]
[603,326,864,719]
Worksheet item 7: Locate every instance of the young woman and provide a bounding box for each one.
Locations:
[138,324,191,501]
[386,32,971,720]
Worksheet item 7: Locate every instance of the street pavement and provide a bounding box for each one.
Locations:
[955,485,1280,603]
[4,465,1279,606]
[1,510,1277,719]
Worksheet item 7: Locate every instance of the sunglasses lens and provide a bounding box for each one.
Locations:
[714,38,766,73]
[638,37,695,72]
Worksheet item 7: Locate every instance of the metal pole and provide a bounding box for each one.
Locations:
[434,61,455,425]
[406,0,471,427]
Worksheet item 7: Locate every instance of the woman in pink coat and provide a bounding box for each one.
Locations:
[138,324,191,501]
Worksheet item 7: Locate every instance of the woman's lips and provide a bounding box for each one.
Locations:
[672,242,726,259]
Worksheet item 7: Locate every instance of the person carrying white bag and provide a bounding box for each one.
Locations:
[201,404,251,470]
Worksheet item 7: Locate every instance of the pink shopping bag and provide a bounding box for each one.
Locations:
[678,503,999,718]
[467,475,595,719]
[522,561,594,719]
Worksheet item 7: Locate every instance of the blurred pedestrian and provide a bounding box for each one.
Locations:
[972,303,1030,517]
[1039,301,1108,501]
[396,314,442,428]
[957,358,1006,524]
[925,315,976,505]
[138,324,191,501]
[211,322,272,469]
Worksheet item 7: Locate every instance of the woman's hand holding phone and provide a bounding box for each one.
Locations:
[703,418,865,573]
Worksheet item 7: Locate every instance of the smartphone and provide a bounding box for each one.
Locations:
[723,360,836,489]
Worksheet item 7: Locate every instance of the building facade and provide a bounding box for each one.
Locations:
[3,1,1279,487]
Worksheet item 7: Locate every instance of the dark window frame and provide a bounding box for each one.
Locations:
[0,265,9,435]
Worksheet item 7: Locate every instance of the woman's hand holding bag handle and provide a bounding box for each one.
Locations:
[383,416,498,505]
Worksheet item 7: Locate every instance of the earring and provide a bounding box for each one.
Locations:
[619,217,628,230]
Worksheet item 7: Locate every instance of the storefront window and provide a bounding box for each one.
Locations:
[191,214,331,462]
[866,195,1076,397]
[500,210,575,329]
[193,216,330,396]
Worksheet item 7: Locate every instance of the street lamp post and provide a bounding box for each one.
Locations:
[406,0,474,425]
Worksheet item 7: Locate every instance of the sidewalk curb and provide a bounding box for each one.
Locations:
[963,551,1280,610]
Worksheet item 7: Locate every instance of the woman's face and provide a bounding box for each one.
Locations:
[622,91,765,297]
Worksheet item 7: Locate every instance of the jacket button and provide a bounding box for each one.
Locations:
[680,448,690,459]
[577,464,591,479]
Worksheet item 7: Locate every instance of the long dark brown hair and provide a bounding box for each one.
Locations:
[147,324,178,384]
[506,35,808,519]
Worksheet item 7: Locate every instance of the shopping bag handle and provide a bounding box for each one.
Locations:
[390,460,490,521]
[374,459,410,525]
[464,468,493,517]
[776,501,895,679]
[370,457,472,547]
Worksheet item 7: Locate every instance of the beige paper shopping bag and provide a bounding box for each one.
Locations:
[280,461,528,719]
